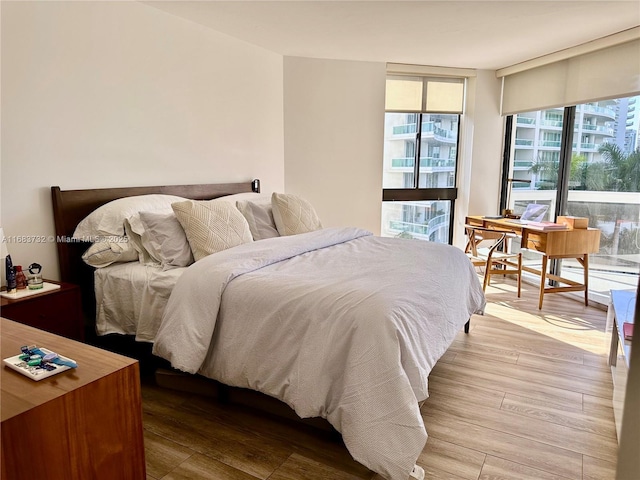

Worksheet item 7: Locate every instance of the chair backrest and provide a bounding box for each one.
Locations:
[464,226,507,259]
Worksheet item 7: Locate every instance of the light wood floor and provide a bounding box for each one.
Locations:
[142,278,617,480]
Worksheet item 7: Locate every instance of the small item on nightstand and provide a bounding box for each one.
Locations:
[3,345,78,381]
[14,265,27,290]
[27,262,43,290]
[5,255,16,293]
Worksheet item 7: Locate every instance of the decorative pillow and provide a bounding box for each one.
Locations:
[236,196,280,241]
[81,241,138,268]
[172,200,253,261]
[271,192,322,236]
[138,211,194,269]
[73,194,186,240]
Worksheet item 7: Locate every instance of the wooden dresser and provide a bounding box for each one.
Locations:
[1,318,146,479]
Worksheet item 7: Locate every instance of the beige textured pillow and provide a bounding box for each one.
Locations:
[172,200,253,261]
[271,192,322,236]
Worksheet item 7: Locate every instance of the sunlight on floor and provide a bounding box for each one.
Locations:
[482,291,609,356]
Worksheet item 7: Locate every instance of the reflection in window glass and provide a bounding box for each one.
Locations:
[381,201,451,243]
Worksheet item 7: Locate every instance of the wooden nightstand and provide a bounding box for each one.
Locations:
[0,280,84,341]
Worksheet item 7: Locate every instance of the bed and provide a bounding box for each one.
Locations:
[51,180,486,480]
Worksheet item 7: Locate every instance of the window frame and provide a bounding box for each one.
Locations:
[382,112,461,245]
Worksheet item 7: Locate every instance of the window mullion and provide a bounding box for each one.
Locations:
[555,106,575,219]
[413,113,422,189]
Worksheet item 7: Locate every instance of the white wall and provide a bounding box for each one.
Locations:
[1,2,285,280]
[283,56,386,234]
[454,70,504,247]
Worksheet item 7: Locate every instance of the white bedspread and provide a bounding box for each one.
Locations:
[153,227,486,480]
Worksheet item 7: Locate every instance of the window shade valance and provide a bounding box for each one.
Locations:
[499,35,640,115]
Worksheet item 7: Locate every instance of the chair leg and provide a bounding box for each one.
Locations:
[464,319,470,334]
[482,262,491,291]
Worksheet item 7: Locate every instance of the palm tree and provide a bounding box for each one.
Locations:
[529,153,590,190]
[598,143,640,192]
[529,146,640,192]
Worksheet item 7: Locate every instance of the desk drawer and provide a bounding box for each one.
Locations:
[525,232,547,252]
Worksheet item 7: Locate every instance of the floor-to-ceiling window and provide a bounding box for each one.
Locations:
[381,75,464,244]
[497,33,639,304]
[504,96,640,302]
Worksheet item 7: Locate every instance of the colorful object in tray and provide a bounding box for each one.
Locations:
[20,345,77,368]
[4,346,78,381]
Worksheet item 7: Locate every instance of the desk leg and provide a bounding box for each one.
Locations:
[538,255,548,310]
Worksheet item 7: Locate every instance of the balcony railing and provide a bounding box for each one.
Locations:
[540,140,561,147]
[392,121,457,143]
[516,117,536,125]
[389,220,430,235]
[579,124,614,136]
[389,214,449,238]
[513,160,533,168]
[515,139,534,146]
[575,142,597,150]
[581,104,616,118]
[391,157,456,168]
[434,126,457,142]
[392,121,436,135]
[541,120,563,128]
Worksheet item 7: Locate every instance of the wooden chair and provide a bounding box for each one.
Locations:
[464,225,522,297]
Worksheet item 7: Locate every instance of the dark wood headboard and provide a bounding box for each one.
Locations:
[51,179,260,321]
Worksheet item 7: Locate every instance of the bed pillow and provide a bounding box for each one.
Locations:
[212,192,264,204]
[124,210,171,266]
[81,241,138,268]
[236,196,280,241]
[138,210,194,269]
[271,192,322,236]
[172,200,253,261]
[73,194,186,240]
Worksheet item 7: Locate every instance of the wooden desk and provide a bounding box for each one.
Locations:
[466,216,601,309]
[1,319,146,479]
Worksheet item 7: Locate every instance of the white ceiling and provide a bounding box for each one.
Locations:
[145,1,640,70]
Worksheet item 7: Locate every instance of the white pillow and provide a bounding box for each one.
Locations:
[236,196,280,241]
[271,192,322,236]
[172,200,253,261]
[81,241,138,268]
[124,210,168,265]
[139,211,193,269]
[212,192,264,204]
[73,194,186,240]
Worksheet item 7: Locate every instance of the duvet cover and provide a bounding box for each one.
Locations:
[153,227,486,480]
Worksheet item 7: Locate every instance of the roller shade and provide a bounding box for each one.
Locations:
[385,76,465,113]
[500,37,640,115]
